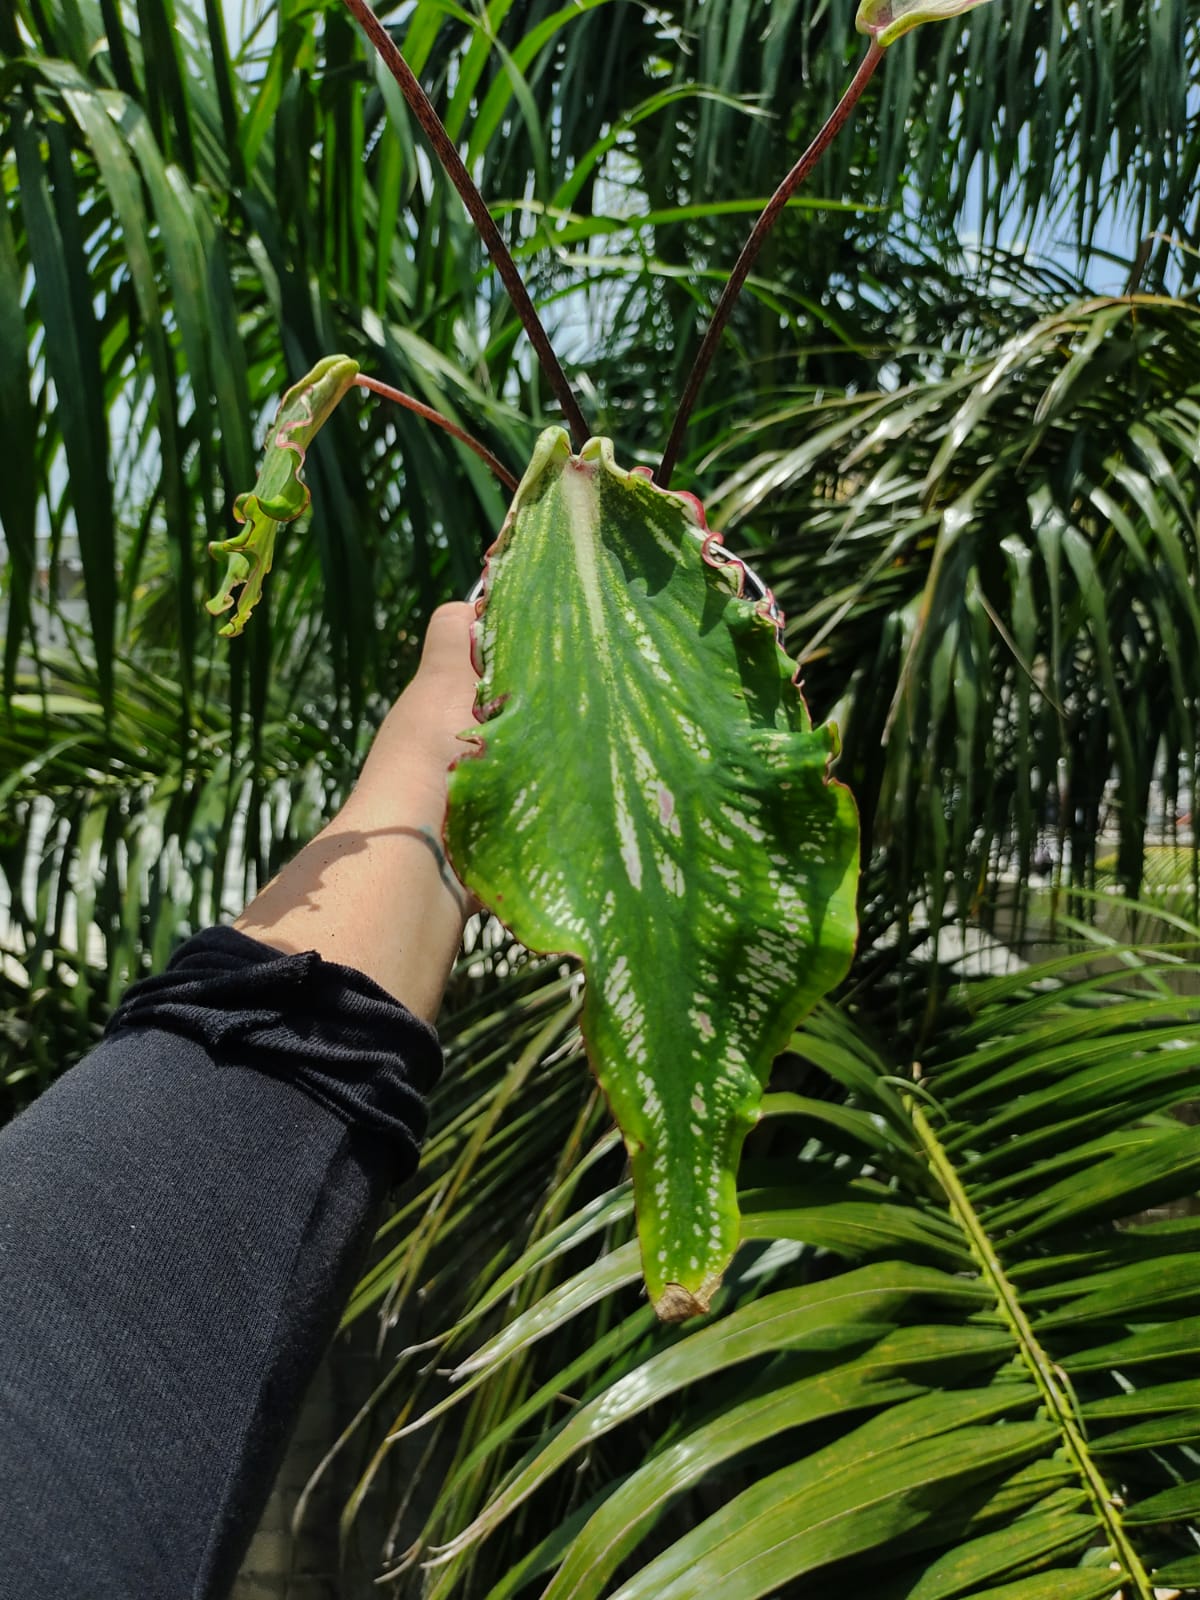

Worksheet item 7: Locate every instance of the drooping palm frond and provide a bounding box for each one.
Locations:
[705,291,1200,974]
[2,0,532,716]
[1,0,537,1074]
[625,0,1200,285]
[7,0,1200,713]
[341,933,1200,1599]
[0,642,350,1093]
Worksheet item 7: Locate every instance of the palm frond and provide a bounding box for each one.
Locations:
[706,292,1200,964]
[351,934,1200,1598]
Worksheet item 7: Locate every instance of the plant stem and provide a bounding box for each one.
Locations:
[355,375,518,492]
[657,40,885,490]
[339,0,590,450]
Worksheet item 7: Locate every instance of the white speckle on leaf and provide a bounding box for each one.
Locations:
[637,1071,665,1126]
[659,857,685,897]
[690,1010,715,1041]
[612,755,643,890]
[634,625,672,685]
[727,808,766,844]
[677,716,711,762]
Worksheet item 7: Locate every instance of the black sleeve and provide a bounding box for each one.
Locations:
[0,926,442,1600]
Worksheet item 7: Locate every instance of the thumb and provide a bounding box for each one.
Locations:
[393,601,480,742]
[416,601,477,692]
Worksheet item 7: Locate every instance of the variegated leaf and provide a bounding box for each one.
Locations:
[446,430,860,1319]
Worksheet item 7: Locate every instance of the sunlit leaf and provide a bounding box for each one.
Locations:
[446,428,860,1317]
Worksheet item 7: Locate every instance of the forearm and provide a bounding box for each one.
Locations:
[234,784,468,1021]
[235,601,478,1020]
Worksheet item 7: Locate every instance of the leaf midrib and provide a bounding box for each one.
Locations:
[905,1093,1156,1600]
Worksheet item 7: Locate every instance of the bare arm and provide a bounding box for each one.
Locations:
[0,603,479,1600]
[235,600,478,1020]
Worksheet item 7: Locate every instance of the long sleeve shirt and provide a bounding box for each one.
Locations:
[0,925,441,1600]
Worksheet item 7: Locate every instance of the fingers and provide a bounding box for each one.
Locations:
[419,601,476,678]
[405,601,477,721]
[365,600,476,762]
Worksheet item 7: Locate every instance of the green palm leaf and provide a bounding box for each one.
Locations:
[362,937,1200,1597]
[709,294,1200,950]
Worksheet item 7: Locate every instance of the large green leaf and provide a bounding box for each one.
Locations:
[445,428,860,1317]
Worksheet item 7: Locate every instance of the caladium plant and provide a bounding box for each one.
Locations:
[210,0,993,1317]
[446,433,858,1317]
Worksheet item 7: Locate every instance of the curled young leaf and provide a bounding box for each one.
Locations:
[446,430,860,1319]
[856,0,993,48]
[206,355,360,637]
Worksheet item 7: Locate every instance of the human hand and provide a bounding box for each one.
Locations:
[344,601,480,848]
[235,602,480,1021]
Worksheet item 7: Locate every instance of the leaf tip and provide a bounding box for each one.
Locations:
[653,1282,712,1322]
[652,1264,726,1322]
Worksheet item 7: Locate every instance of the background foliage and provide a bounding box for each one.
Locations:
[4,0,1200,1594]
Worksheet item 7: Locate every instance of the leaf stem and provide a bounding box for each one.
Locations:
[905,1093,1156,1600]
[354,374,518,492]
[657,40,885,490]
[339,0,590,449]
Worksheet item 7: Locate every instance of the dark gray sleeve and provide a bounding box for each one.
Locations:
[0,926,442,1600]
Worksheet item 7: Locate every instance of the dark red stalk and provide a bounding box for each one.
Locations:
[355,374,518,491]
[339,0,590,451]
[656,40,885,490]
